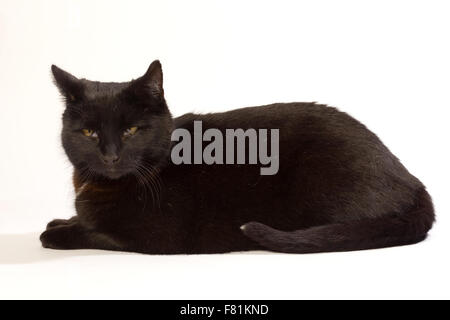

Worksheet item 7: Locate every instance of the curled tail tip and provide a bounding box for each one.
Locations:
[241,222,260,235]
[240,221,269,233]
[241,221,310,253]
[240,221,277,244]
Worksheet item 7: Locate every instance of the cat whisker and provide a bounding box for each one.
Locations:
[134,165,158,211]
[138,164,162,208]
[132,159,163,211]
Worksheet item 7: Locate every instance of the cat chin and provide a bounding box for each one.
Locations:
[102,171,128,180]
[91,168,129,180]
[75,164,132,181]
[103,173,124,180]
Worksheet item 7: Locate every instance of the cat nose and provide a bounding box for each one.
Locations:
[100,143,120,165]
[101,153,120,165]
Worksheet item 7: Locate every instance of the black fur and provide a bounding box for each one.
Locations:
[40,61,435,254]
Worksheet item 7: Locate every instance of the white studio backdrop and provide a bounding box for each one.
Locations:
[0,0,449,299]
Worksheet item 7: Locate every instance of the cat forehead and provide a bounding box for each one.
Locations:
[69,105,142,128]
[81,80,130,99]
[76,96,145,122]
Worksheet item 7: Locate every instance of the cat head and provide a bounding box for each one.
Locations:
[52,60,173,181]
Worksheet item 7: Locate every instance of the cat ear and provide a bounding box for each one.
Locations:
[131,60,164,100]
[51,65,84,102]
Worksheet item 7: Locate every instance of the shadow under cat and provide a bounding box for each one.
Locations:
[0,233,271,264]
[0,233,130,264]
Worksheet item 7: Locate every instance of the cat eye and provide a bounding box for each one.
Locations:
[123,127,138,137]
[82,129,98,138]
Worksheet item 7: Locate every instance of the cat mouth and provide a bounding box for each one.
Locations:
[103,167,126,179]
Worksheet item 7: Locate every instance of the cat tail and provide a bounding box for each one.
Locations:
[241,188,435,253]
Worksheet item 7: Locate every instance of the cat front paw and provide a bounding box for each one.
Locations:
[40,229,64,249]
[40,224,81,250]
[46,217,78,230]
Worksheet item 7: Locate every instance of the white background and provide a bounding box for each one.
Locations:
[0,0,449,299]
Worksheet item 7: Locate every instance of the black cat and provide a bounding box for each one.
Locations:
[40,60,434,254]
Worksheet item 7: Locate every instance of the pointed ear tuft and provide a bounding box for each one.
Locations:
[51,65,84,102]
[134,60,164,99]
